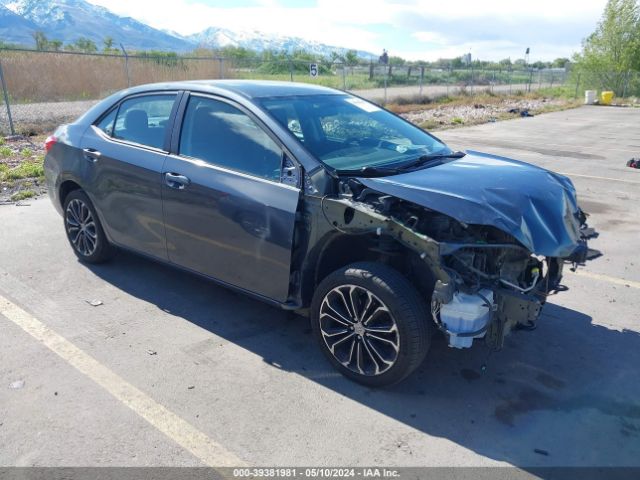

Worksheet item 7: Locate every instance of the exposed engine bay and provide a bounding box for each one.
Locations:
[320,176,598,350]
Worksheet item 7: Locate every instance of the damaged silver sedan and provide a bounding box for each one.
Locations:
[44,81,596,386]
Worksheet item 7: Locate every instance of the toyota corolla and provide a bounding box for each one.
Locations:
[44,81,596,386]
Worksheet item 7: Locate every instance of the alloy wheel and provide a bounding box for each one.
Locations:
[65,198,98,257]
[319,285,400,376]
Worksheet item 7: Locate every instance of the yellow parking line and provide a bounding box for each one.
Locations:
[558,173,640,185]
[0,293,245,468]
[569,269,640,289]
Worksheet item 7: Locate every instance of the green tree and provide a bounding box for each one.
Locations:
[388,55,406,66]
[216,46,259,68]
[531,60,549,69]
[33,31,48,50]
[0,41,19,49]
[74,37,98,53]
[103,36,115,52]
[329,51,344,65]
[573,0,640,95]
[49,39,63,51]
[552,57,570,68]
[32,31,64,51]
[450,57,464,68]
[344,50,358,66]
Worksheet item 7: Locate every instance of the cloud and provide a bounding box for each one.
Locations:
[86,0,607,60]
[411,31,448,45]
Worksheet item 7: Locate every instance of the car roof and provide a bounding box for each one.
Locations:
[122,80,343,99]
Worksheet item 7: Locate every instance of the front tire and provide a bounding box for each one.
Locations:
[311,262,431,387]
[63,190,113,264]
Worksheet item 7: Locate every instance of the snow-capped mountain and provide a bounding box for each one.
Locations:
[0,0,194,50]
[189,27,373,58]
[0,0,191,50]
[0,3,38,45]
[0,0,372,58]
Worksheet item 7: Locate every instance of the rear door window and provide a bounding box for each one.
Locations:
[111,94,176,150]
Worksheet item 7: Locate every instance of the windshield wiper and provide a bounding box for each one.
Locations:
[399,151,466,170]
[335,152,465,177]
[337,165,403,177]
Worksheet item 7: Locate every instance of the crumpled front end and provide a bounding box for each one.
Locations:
[357,150,589,259]
[321,164,598,350]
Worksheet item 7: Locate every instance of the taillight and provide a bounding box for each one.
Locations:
[44,135,57,153]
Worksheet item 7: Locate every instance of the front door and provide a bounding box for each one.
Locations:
[161,94,300,302]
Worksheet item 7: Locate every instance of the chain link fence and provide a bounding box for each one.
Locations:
[573,69,640,99]
[2,47,633,136]
[0,48,228,135]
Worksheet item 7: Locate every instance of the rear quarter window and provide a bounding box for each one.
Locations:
[96,108,117,136]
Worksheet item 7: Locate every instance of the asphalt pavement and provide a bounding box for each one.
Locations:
[0,106,639,469]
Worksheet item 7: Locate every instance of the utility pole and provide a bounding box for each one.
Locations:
[120,43,130,88]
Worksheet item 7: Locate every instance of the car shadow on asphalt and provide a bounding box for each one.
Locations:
[87,251,640,471]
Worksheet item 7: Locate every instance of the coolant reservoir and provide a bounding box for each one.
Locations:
[440,289,494,349]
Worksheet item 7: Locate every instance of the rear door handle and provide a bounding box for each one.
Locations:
[165,172,190,190]
[83,148,101,162]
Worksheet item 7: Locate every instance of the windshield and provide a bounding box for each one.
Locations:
[258,94,450,171]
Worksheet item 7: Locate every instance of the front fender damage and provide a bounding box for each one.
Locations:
[322,197,448,282]
[321,189,598,350]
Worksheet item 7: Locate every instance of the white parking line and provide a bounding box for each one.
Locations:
[442,135,640,155]
[0,293,246,468]
[569,270,640,289]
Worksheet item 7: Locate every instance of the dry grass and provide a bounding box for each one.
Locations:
[2,51,226,103]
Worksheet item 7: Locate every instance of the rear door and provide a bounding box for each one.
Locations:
[161,93,300,302]
[80,93,179,260]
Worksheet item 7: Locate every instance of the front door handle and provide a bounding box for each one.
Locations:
[165,172,190,190]
[83,148,101,162]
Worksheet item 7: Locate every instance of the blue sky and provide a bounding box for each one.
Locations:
[88,0,608,61]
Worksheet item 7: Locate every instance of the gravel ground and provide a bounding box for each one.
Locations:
[354,82,542,104]
[0,100,99,135]
[399,98,573,130]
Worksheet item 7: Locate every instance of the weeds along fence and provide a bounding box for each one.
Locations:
[0,47,576,135]
[0,48,225,102]
[573,69,640,99]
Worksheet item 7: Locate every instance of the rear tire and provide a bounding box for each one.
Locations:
[311,262,431,387]
[63,190,113,264]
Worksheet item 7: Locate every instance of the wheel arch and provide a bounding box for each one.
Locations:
[298,231,436,308]
[58,180,114,245]
[59,179,83,208]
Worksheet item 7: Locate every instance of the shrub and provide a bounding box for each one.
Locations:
[10,190,36,201]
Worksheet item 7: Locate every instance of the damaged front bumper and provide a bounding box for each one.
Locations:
[322,192,598,350]
[431,264,555,350]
